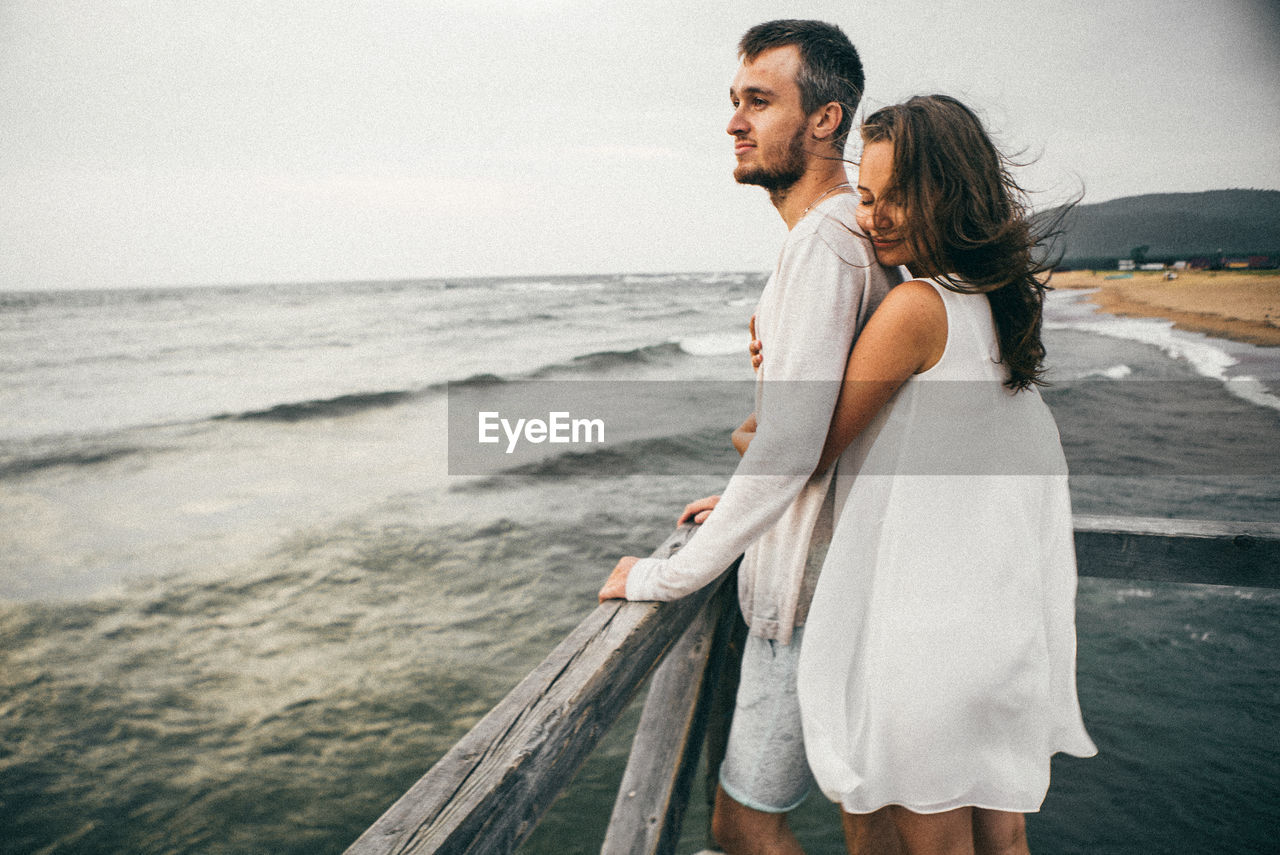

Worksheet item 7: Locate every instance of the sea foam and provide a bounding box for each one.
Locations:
[678,330,748,357]
[1082,364,1134,380]
[1046,314,1280,412]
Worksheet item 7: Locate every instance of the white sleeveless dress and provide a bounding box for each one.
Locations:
[796,278,1097,815]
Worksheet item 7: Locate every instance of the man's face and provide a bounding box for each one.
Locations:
[727,45,810,191]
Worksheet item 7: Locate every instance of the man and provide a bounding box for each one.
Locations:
[599,20,905,855]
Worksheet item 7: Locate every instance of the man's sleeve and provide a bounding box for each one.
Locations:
[627,233,872,601]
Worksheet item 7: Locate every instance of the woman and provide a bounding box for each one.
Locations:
[787,95,1096,854]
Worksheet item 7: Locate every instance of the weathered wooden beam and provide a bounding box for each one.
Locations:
[344,525,727,855]
[348,513,1280,855]
[601,564,740,855]
[1073,514,1280,589]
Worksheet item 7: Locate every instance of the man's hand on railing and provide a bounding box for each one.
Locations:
[601,496,722,601]
[678,495,720,525]
[599,556,639,602]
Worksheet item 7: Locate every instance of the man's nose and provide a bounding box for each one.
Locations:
[727,108,748,136]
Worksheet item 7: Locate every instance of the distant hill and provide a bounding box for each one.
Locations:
[1049,189,1280,266]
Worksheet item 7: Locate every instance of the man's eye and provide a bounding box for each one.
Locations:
[753,98,767,108]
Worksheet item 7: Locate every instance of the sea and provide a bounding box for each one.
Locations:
[1,273,1277,855]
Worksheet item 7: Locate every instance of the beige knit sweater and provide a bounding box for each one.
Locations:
[626,193,905,643]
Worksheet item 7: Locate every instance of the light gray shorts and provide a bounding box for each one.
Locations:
[717,625,814,813]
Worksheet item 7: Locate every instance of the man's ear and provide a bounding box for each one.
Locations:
[810,102,844,143]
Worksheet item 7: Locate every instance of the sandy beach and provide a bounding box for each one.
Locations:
[1049,270,1280,347]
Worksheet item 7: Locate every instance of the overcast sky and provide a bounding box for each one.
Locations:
[3,0,1278,289]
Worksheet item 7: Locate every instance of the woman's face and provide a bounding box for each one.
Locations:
[855,140,916,269]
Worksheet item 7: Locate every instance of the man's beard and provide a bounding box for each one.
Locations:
[734,124,807,191]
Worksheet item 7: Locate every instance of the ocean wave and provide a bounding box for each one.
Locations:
[529,342,686,377]
[1075,364,1134,381]
[699,272,750,285]
[1220,375,1280,413]
[214,389,418,423]
[1046,315,1233,378]
[13,340,698,444]
[0,442,155,478]
[35,340,694,436]
[678,330,748,357]
[497,280,607,293]
[6,334,714,456]
[1046,315,1280,412]
[430,372,508,391]
[204,339,700,424]
[622,273,684,284]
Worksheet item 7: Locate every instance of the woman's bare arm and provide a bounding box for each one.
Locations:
[815,281,948,472]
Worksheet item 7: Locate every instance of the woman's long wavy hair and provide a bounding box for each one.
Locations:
[861,95,1062,391]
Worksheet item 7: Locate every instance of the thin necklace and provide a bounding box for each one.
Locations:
[801,182,852,217]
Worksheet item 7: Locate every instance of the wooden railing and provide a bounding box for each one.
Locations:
[345,515,1280,855]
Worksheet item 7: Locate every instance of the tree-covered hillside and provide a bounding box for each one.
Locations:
[1051,189,1280,265]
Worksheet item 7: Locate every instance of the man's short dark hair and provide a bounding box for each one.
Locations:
[739,19,864,148]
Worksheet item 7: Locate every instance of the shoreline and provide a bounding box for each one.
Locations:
[1048,270,1280,347]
